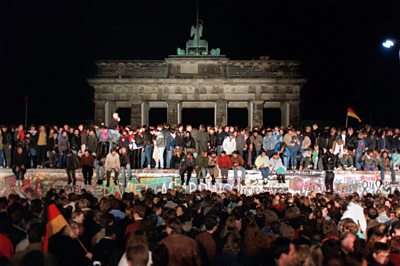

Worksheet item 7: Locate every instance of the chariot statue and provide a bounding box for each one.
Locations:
[176,21,221,56]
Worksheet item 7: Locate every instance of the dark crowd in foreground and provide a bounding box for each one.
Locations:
[2,187,400,266]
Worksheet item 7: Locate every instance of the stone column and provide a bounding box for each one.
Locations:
[251,101,264,128]
[280,102,290,127]
[94,100,105,125]
[167,101,179,125]
[177,102,182,124]
[248,101,254,129]
[289,101,300,125]
[141,102,149,126]
[105,101,116,128]
[131,102,142,126]
[215,100,227,126]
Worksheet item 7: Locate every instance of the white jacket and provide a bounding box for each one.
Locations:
[269,157,285,172]
[105,153,120,171]
[222,137,236,155]
[341,202,367,233]
[118,251,153,266]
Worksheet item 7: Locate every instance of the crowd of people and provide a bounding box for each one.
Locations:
[1,122,400,189]
[2,121,400,265]
[2,186,400,265]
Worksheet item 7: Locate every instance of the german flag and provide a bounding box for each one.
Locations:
[347,108,361,123]
[43,204,68,252]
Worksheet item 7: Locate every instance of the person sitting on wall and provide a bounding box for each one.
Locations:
[269,153,286,183]
[170,147,184,169]
[195,151,209,185]
[255,149,270,185]
[12,146,28,182]
[299,148,313,170]
[338,146,355,170]
[217,151,232,184]
[379,151,396,183]
[231,151,245,186]
[104,148,120,187]
[179,151,195,187]
[80,149,95,186]
[207,150,218,185]
[361,150,378,171]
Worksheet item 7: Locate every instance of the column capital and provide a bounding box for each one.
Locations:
[216,99,228,104]
[167,100,181,104]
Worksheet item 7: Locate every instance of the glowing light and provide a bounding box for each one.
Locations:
[382,40,395,48]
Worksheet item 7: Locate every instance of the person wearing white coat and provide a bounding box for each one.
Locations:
[222,135,236,156]
[341,200,367,238]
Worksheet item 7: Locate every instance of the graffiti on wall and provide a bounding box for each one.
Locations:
[1,169,400,198]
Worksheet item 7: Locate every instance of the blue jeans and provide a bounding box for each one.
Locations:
[166,150,173,169]
[197,167,207,180]
[141,150,145,168]
[216,145,222,156]
[95,160,104,182]
[143,145,153,168]
[120,164,131,185]
[381,168,396,182]
[283,156,289,169]
[58,152,67,168]
[0,150,4,167]
[233,166,246,179]
[156,147,165,168]
[290,149,299,168]
[355,152,363,170]
[256,148,261,156]
[260,167,270,180]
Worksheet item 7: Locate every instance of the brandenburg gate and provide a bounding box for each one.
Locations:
[89,23,306,127]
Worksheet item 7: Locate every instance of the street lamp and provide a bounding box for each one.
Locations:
[382,39,395,48]
[382,39,400,60]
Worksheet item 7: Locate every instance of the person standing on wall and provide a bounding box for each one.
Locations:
[66,150,79,186]
[322,148,336,192]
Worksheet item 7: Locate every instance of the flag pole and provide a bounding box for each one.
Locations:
[345,110,348,128]
[67,224,89,253]
[77,237,89,253]
[24,94,28,129]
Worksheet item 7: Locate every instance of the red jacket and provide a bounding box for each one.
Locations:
[0,234,14,260]
[390,253,400,266]
[125,219,143,239]
[217,155,232,169]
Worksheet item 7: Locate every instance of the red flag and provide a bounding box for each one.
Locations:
[347,107,361,123]
[43,204,68,252]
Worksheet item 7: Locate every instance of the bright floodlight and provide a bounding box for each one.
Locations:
[383,40,395,48]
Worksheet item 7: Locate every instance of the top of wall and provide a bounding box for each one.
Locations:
[94,56,302,79]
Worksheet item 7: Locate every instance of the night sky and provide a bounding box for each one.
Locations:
[1,1,400,127]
